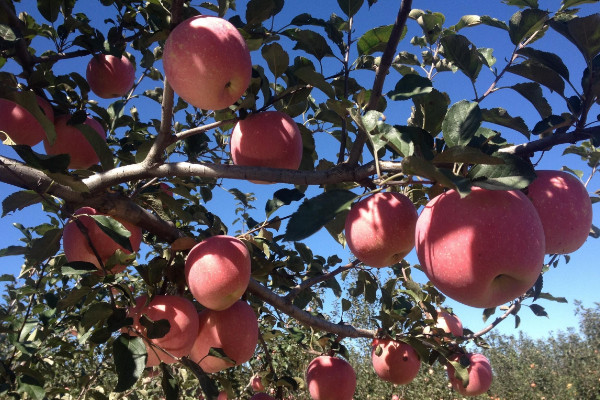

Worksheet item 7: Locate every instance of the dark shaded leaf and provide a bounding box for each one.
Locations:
[2,190,41,217]
[284,29,335,60]
[532,115,567,136]
[246,0,283,26]
[337,0,364,17]
[502,0,539,8]
[160,364,179,400]
[28,228,62,263]
[0,245,26,257]
[89,215,133,253]
[37,0,60,23]
[508,9,548,45]
[284,190,357,241]
[402,156,472,195]
[266,188,305,218]
[433,146,504,165]
[261,42,289,78]
[509,82,552,118]
[140,315,170,339]
[507,60,565,95]
[408,89,451,136]
[481,108,530,138]
[440,34,484,80]
[442,100,482,147]
[387,74,433,101]
[550,14,600,63]
[469,152,536,190]
[113,335,146,392]
[75,123,114,171]
[536,292,568,303]
[482,307,496,323]
[529,304,548,317]
[294,67,335,98]
[11,145,70,173]
[516,47,569,80]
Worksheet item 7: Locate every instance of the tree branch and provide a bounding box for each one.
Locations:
[283,260,360,302]
[500,126,598,155]
[463,299,522,340]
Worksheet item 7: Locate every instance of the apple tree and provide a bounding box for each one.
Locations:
[0,0,598,399]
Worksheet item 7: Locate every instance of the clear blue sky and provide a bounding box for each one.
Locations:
[0,0,598,341]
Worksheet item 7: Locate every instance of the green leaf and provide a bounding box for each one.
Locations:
[140,315,171,339]
[0,245,27,257]
[469,152,537,190]
[208,347,236,364]
[62,262,100,275]
[284,190,357,241]
[560,0,600,11]
[536,292,568,303]
[509,82,552,118]
[550,14,600,63]
[433,146,505,165]
[516,47,570,80]
[284,29,335,60]
[449,358,470,389]
[387,74,433,101]
[402,156,471,195]
[28,228,62,263]
[532,115,567,136]
[409,89,450,136]
[450,15,509,32]
[415,12,445,44]
[440,34,484,81]
[261,42,289,78]
[508,60,565,95]
[294,67,335,98]
[2,190,41,217]
[17,374,45,400]
[0,24,17,41]
[57,287,92,311]
[442,100,482,147]
[11,145,70,173]
[375,123,414,157]
[265,188,305,218]
[502,0,539,8]
[75,123,114,170]
[357,25,402,56]
[113,335,146,392]
[508,9,548,45]
[341,298,352,312]
[481,108,530,139]
[529,304,548,317]
[160,364,180,400]
[246,0,283,26]
[89,215,133,253]
[37,0,60,23]
[482,307,496,323]
[337,0,364,17]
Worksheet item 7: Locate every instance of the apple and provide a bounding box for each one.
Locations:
[86,54,135,99]
[526,170,593,254]
[44,114,107,170]
[415,187,546,308]
[391,396,399,400]
[447,353,493,397]
[371,339,421,385]
[162,15,252,110]
[185,235,251,311]
[126,295,199,368]
[63,206,142,274]
[217,392,228,400]
[250,394,275,400]
[0,98,47,146]
[189,300,258,373]
[230,111,303,180]
[251,374,265,392]
[344,192,418,267]
[424,310,463,338]
[305,355,356,400]
[159,182,174,197]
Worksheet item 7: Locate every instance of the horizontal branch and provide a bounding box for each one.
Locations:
[501,126,598,155]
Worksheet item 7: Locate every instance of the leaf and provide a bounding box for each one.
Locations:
[402,156,472,195]
[11,145,70,173]
[469,152,537,190]
[261,42,289,78]
[550,14,600,63]
[440,34,484,81]
[375,123,414,157]
[113,335,146,392]
[481,107,530,139]
[284,29,335,60]
[433,146,505,165]
[139,315,171,339]
[502,0,539,7]
[2,190,41,217]
[387,74,433,101]
[341,298,352,312]
[508,9,549,45]
[0,245,27,257]
[415,12,445,44]
[37,0,60,23]
[208,347,236,364]
[357,24,400,56]
[482,307,496,323]
[294,67,335,98]
[449,358,470,388]
[75,123,114,170]
[529,304,548,317]
[0,24,17,41]
[82,302,114,329]
[265,188,305,218]
[28,228,62,263]
[507,59,565,95]
[160,364,180,400]
[246,0,283,26]
[337,0,364,17]
[409,89,451,135]
[536,292,568,303]
[284,190,357,241]
[442,100,482,147]
[516,47,570,80]
[509,82,552,118]
[89,215,133,252]
[62,262,100,275]
[532,115,567,136]
[560,0,599,11]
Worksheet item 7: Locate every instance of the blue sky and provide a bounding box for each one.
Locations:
[0,0,598,341]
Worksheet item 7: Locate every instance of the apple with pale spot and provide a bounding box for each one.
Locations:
[371,339,421,385]
[86,54,135,99]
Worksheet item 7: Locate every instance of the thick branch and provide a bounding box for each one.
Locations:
[247,279,376,339]
[500,126,598,155]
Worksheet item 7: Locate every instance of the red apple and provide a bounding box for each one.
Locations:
[425,310,463,338]
[63,207,142,273]
[344,192,418,267]
[217,392,228,400]
[0,98,47,146]
[371,339,421,385]
[526,170,593,254]
[86,54,135,99]
[230,111,303,179]
[250,394,275,400]
[126,295,199,368]
[44,114,107,170]
[251,374,265,392]
[391,395,399,400]
[159,182,174,197]
[185,235,251,311]
[305,355,356,400]
[163,15,252,110]
[447,353,493,397]
[415,187,545,308]
[189,300,258,373]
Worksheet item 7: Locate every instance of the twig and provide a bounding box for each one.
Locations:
[463,298,522,340]
[284,260,360,301]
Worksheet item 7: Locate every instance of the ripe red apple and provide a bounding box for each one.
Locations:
[163,15,252,110]
[305,355,356,400]
[371,339,421,385]
[0,98,47,146]
[44,114,107,170]
[250,394,275,400]
[526,170,593,254]
[217,392,228,400]
[344,192,418,267]
[189,300,258,373]
[424,310,463,338]
[63,207,142,273]
[391,395,399,400]
[251,374,265,392]
[230,111,303,179]
[126,295,199,367]
[185,235,251,311]
[447,353,493,397]
[86,54,135,99]
[415,187,545,308]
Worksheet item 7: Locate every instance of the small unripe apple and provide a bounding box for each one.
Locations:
[185,235,251,311]
[230,111,303,181]
[44,114,107,170]
[306,355,356,400]
[86,54,135,99]
[189,300,258,373]
[345,192,418,267]
[0,98,47,146]
[126,295,199,367]
[62,207,142,273]
[163,15,252,110]
[415,187,545,308]
[447,353,493,397]
[371,339,421,385]
[526,170,593,254]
